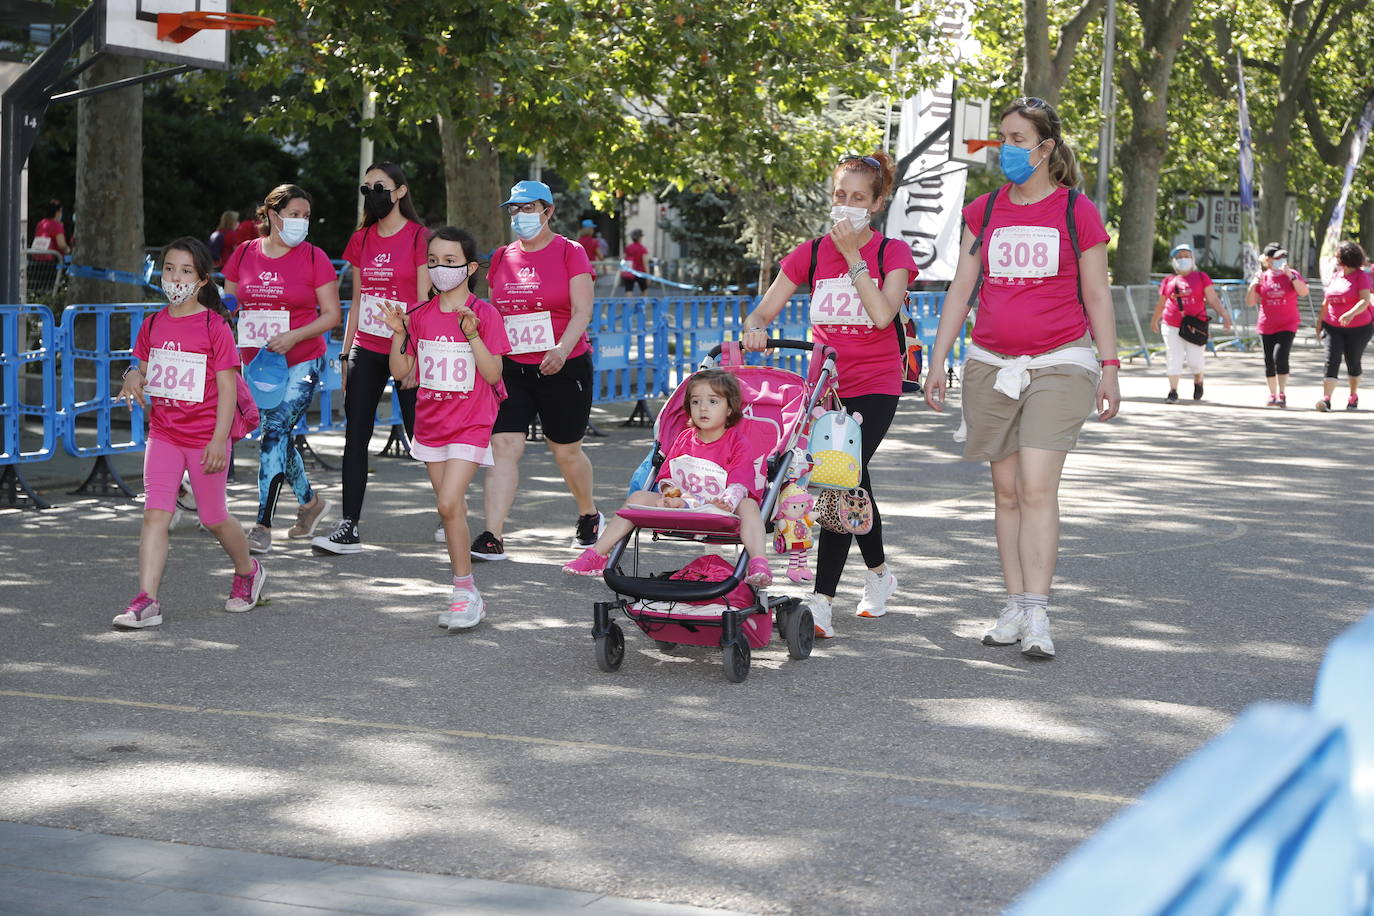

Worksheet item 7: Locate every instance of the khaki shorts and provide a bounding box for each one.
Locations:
[960,335,1098,462]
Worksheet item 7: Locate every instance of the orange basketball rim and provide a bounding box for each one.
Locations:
[156,10,275,44]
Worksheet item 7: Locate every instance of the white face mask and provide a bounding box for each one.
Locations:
[830,205,870,231]
[428,264,469,292]
[278,216,309,248]
[511,211,545,240]
[1272,259,1287,272]
[162,279,199,305]
[1173,257,1193,273]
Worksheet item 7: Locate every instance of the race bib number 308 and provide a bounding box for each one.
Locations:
[810,277,874,327]
[988,226,1060,279]
[144,348,207,403]
[358,294,402,338]
[418,339,475,393]
[503,311,556,355]
[236,309,290,348]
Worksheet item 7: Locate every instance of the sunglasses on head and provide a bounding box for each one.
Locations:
[360,182,394,196]
[1014,97,1049,110]
[840,154,881,169]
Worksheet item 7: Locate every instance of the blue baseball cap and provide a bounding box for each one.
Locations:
[245,348,288,410]
[581,219,595,228]
[1170,243,1193,257]
[499,180,553,208]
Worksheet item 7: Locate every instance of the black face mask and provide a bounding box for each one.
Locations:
[362,186,396,221]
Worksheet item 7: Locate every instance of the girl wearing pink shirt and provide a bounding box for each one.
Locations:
[563,369,772,587]
[312,163,430,555]
[113,238,265,629]
[926,97,1121,660]
[1315,241,1374,411]
[741,151,916,638]
[381,228,510,630]
[1246,246,1309,407]
[1149,244,1232,403]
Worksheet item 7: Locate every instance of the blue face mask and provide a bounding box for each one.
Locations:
[511,210,545,240]
[999,140,1048,185]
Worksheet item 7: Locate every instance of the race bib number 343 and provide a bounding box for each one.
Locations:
[144,347,207,403]
[988,226,1060,279]
[503,311,556,355]
[236,309,290,347]
[418,339,475,393]
[810,277,874,327]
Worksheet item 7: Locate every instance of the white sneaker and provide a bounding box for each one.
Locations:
[982,601,1025,646]
[1021,607,1055,658]
[446,587,486,630]
[434,521,446,544]
[807,595,835,639]
[856,569,897,618]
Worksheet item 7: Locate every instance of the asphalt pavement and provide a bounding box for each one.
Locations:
[2,346,1371,915]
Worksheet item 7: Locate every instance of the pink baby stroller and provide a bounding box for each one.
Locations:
[591,338,840,682]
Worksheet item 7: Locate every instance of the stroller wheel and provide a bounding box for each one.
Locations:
[595,623,626,672]
[785,606,814,660]
[722,636,751,683]
[653,640,677,652]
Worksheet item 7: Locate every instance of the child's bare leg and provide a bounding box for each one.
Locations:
[592,491,663,553]
[736,498,768,559]
[138,510,173,598]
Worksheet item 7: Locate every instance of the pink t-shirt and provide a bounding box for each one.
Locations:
[31,218,64,261]
[964,185,1110,355]
[406,295,511,450]
[779,233,919,398]
[488,235,595,365]
[1323,269,1374,327]
[224,238,337,367]
[1254,269,1303,334]
[342,221,430,354]
[578,235,602,261]
[133,308,241,449]
[1158,271,1214,328]
[655,425,765,504]
[621,242,648,278]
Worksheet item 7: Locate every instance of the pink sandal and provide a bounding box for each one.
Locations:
[745,556,773,588]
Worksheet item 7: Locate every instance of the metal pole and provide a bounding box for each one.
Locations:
[1094,0,1117,220]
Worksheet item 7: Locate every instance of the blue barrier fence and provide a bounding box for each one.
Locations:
[1011,610,1374,915]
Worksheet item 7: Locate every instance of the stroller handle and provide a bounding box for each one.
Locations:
[705,338,813,360]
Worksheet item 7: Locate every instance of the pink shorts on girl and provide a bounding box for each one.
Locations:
[143,436,231,526]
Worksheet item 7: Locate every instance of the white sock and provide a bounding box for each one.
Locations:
[1017,592,1048,613]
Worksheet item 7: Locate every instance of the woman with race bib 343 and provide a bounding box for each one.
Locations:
[469,180,601,560]
[223,184,341,555]
[925,97,1120,660]
[742,151,916,639]
[312,162,429,555]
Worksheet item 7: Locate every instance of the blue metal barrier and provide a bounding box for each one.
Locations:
[663,296,753,388]
[588,297,668,403]
[0,304,58,507]
[1314,612,1374,873]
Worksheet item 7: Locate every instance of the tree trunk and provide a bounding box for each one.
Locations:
[437,114,503,280]
[1022,0,1053,102]
[1114,121,1167,284]
[1359,197,1374,254]
[1255,150,1290,251]
[72,53,143,304]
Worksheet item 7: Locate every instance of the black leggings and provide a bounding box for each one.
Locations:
[342,347,416,522]
[1322,323,1374,379]
[814,393,899,598]
[1261,331,1295,377]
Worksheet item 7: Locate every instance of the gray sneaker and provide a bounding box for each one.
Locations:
[246,525,272,555]
[288,497,331,539]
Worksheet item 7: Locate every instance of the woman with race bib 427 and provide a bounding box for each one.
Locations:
[925,97,1120,660]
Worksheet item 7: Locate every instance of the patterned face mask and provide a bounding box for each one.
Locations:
[162,279,199,304]
[428,264,469,292]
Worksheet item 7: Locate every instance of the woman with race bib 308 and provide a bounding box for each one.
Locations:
[742,151,916,639]
[469,180,601,560]
[925,97,1120,660]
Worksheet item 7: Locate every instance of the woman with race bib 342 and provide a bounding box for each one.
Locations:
[925,97,1120,660]
[469,180,601,560]
[742,151,917,639]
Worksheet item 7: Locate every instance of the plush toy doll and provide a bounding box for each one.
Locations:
[773,482,815,582]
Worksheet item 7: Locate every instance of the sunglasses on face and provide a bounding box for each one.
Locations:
[839,155,881,169]
[360,182,394,196]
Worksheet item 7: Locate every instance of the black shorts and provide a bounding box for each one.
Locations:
[492,352,594,444]
[621,275,648,293]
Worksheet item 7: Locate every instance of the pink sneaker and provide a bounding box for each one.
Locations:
[563,548,609,577]
[112,592,162,629]
[225,559,266,612]
[1266,394,1278,406]
[745,556,773,587]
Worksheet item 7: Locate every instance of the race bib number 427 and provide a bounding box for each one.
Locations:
[503,311,555,355]
[988,226,1060,280]
[810,277,874,327]
[236,309,290,348]
[144,347,207,403]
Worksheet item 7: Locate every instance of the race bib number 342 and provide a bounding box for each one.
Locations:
[988,226,1060,280]
[418,339,475,393]
[236,309,290,348]
[144,347,207,403]
[503,311,555,355]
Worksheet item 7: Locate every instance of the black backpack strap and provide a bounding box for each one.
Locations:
[806,238,821,292]
[966,187,1001,308]
[1066,188,1084,306]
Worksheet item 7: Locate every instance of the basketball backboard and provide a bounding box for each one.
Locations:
[951,97,991,166]
[95,0,231,71]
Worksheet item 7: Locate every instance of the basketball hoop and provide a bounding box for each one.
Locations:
[157,11,275,44]
[965,139,1002,154]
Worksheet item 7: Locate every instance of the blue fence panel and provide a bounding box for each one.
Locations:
[58,302,158,459]
[663,295,753,387]
[1314,611,1374,871]
[0,304,58,466]
[588,297,667,403]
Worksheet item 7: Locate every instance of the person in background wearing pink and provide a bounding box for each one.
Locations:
[1315,240,1374,411]
[576,219,602,261]
[312,162,429,556]
[209,210,238,270]
[1247,244,1308,407]
[620,228,649,294]
[564,368,772,587]
[114,237,265,629]
[742,151,916,638]
[30,199,70,261]
[380,227,510,630]
[469,180,601,561]
[223,184,342,555]
[925,97,1121,660]
[1150,244,1232,403]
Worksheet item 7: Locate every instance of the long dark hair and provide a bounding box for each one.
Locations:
[426,226,479,298]
[161,236,231,323]
[358,161,423,230]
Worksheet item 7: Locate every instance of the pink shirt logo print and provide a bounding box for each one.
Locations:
[372,253,391,267]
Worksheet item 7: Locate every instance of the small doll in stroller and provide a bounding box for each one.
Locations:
[564,369,773,586]
[773,482,815,582]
